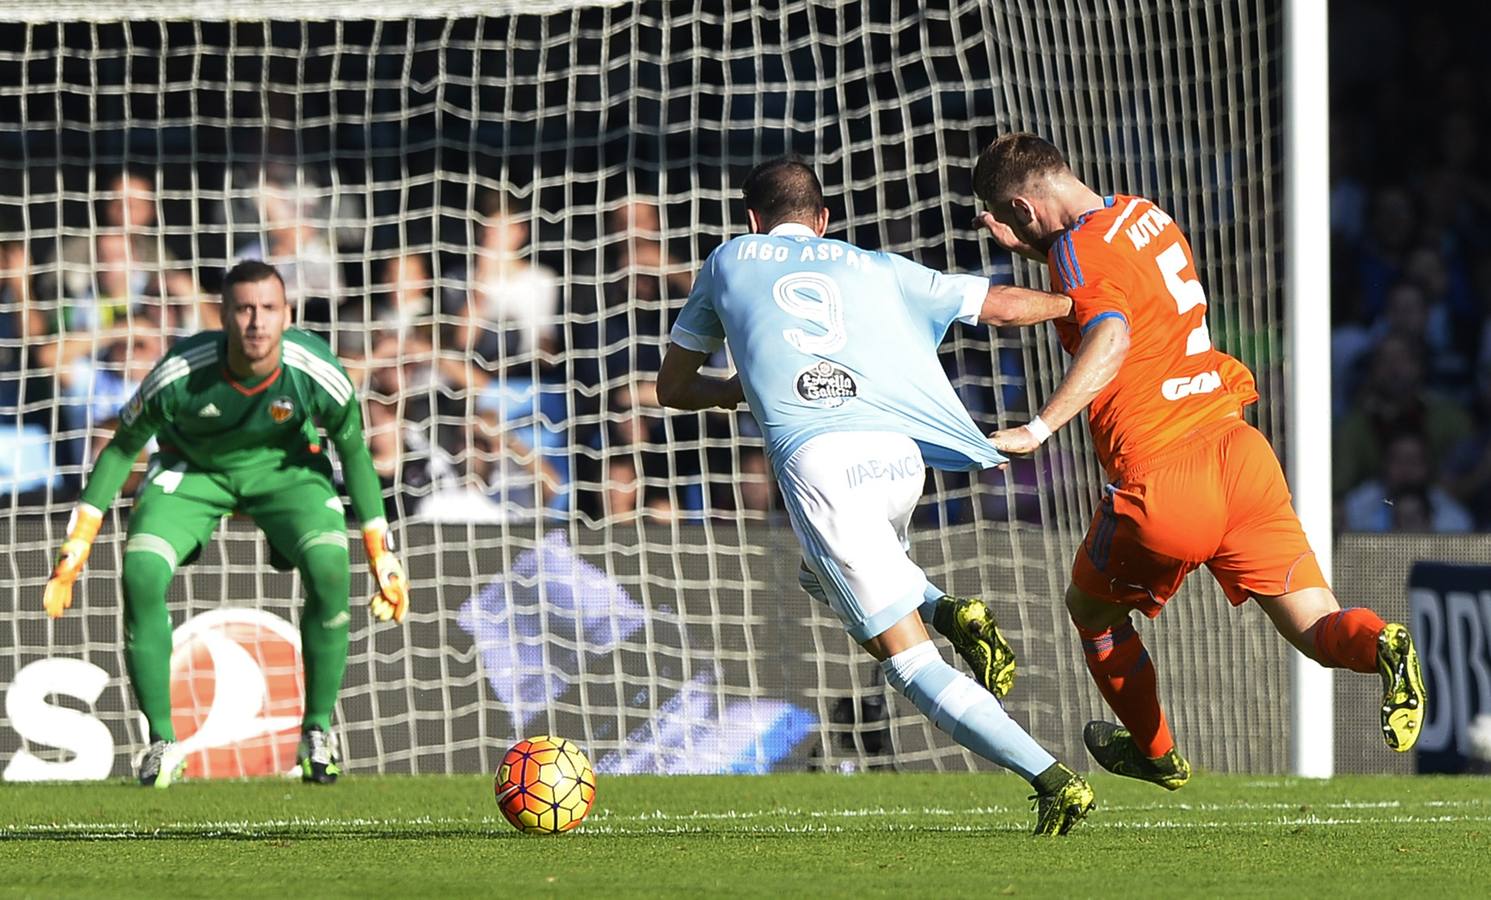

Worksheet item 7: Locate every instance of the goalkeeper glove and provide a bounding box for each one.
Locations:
[363,519,409,623]
[44,503,103,619]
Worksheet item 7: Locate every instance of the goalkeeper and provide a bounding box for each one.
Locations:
[44,260,408,788]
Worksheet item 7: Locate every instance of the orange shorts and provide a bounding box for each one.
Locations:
[1070,418,1328,618]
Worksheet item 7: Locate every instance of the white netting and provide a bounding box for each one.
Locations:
[0,1,1304,780]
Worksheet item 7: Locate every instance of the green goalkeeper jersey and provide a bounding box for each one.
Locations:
[79,328,385,525]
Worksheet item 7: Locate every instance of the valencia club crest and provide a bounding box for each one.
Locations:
[269,397,295,423]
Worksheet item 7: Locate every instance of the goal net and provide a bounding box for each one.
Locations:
[0,0,1307,781]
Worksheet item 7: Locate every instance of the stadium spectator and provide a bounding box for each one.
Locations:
[1443,362,1491,530]
[1341,433,1473,533]
[571,197,692,393]
[1400,247,1472,385]
[57,324,166,433]
[1332,4,1491,532]
[607,198,694,299]
[81,329,168,496]
[454,190,560,369]
[1330,298,1373,419]
[354,250,467,521]
[598,379,675,522]
[0,237,52,429]
[1334,332,1472,496]
[360,327,436,520]
[1343,279,1463,395]
[46,303,170,474]
[235,167,343,312]
[361,251,444,344]
[1345,186,1416,323]
[1471,256,1491,375]
[432,335,574,516]
[414,412,563,523]
[1329,111,1371,246]
[34,169,200,336]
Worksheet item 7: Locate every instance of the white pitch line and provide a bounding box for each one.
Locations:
[5,809,1489,840]
[541,814,1491,837]
[587,798,1484,822]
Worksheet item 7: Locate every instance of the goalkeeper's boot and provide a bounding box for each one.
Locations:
[1083,721,1191,791]
[137,739,186,789]
[932,595,1016,699]
[1377,623,1426,752]
[298,726,342,785]
[1031,767,1096,836]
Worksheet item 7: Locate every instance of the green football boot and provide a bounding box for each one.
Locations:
[932,595,1016,699]
[1377,623,1425,752]
[1031,770,1096,836]
[298,726,343,784]
[137,739,186,789]
[1083,720,1191,791]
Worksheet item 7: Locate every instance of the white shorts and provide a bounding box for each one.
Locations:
[776,431,932,642]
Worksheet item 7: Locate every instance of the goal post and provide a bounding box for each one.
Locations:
[1283,0,1335,779]
[0,1,1354,781]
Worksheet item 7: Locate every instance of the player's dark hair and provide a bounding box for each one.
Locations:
[741,158,825,230]
[220,259,286,303]
[476,186,529,223]
[972,133,1069,207]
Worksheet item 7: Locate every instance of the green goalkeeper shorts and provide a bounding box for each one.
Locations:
[124,452,350,573]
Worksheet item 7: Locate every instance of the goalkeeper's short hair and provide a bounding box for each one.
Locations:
[221,259,286,302]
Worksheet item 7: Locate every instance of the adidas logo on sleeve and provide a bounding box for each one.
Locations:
[197,403,221,417]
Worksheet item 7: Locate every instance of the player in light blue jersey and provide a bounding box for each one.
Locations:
[657,159,1094,835]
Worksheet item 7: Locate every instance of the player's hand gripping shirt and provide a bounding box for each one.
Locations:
[671,224,1005,472]
[1047,194,1259,476]
[80,328,384,523]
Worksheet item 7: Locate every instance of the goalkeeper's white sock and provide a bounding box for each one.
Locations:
[881,641,1056,782]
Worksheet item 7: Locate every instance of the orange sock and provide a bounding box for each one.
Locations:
[1077,620,1174,758]
[1311,608,1385,674]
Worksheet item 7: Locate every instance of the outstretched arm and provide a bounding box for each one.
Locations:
[47,391,163,618]
[328,414,387,529]
[991,316,1130,455]
[655,345,744,412]
[977,283,1073,327]
[77,436,152,514]
[324,390,408,624]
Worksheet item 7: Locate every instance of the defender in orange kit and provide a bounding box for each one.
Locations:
[971,133,1424,789]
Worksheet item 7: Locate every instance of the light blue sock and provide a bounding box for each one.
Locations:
[918,582,944,624]
[881,641,1056,782]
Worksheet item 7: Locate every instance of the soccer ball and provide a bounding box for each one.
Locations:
[494,735,597,834]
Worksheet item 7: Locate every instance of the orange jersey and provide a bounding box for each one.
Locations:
[1046,194,1259,476]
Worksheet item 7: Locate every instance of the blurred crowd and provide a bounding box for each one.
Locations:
[1330,3,1491,532]
[5,7,1488,539]
[0,168,778,525]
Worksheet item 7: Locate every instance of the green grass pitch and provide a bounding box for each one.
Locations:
[2,772,1489,898]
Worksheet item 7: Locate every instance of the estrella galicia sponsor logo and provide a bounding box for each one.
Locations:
[794,361,858,408]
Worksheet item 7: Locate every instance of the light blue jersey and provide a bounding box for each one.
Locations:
[670,223,1006,472]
